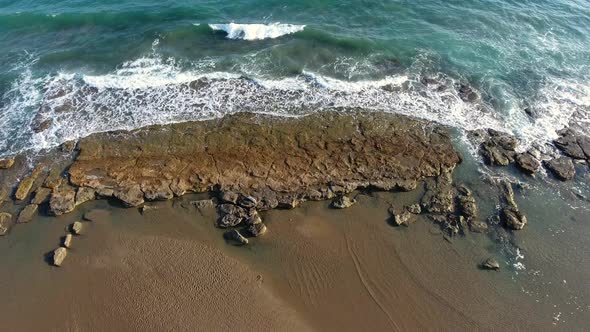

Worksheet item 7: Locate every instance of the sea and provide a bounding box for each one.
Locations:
[0,0,589,156]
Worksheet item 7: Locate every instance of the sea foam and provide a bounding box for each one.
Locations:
[207,23,305,40]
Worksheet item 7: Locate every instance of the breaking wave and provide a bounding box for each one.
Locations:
[207,22,306,40]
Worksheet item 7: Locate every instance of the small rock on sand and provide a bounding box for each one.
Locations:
[246,223,267,237]
[332,195,356,209]
[63,234,73,248]
[53,247,67,267]
[223,229,249,246]
[481,258,500,271]
[71,221,83,235]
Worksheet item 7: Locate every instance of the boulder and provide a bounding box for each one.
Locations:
[515,153,540,174]
[458,192,478,219]
[223,229,248,246]
[31,187,52,204]
[332,195,356,209]
[544,157,575,181]
[217,213,243,228]
[0,212,12,236]
[63,234,73,248]
[141,182,173,201]
[245,210,263,226]
[17,204,38,223]
[246,223,268,237]
[277,194,300,209]
[53,247,67,266]
[481,258,500,271]
[0,158,15,169]
[49,188,76,216]
[478,129,518,166]
[75,187,96,206]
[421,181,454,214]
[468,220,488,233]
[501,207,527,230]
[43,168,63,190]
[14,176,36,201]
[114,185,145,207]
[71,221,83,235]
[554,130,586,160]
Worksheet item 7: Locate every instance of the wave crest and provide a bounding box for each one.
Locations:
[207,22,305,40]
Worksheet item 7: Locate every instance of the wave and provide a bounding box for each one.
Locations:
[1,53,589,159]
[207,23,306,40]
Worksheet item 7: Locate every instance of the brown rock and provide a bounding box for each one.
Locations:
[43,168,63,190]
[114,185,145,207]
[15,176,36,201]
[49,188,76,216]
[63,234,73,248]
[332,195,356,209]
[70,221,83,235]
[502,207,527,230]
[515,153,540,174]
[75,187,96,206]
[31,187,52,204]
[246,222,267,237]
[0,158,15,169]
[17,204,38,223]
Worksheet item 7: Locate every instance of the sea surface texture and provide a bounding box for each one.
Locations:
[0,0,589,157]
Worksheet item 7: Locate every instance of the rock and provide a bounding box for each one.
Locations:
[0,187,8,205]
[515,153,540,174]
[223,229,248,246]
[53,247,67,266]
[0,212,12,236]
[114,185,145,207]
[455,83,479,102]
[481,258,500,271]
[95,188,115,198]
[499,181,517,208]
[191,199,215,210]
[75,187,96,206]
[544,157,575,181]
[17,204,38,223]
[71,221,83,235]
[478,129,518,166]
[31,187,52,204]
[246,222,267,237]
[332,195,356,209]
[141,182,173,201]
[554,130,586,160]
[219,191,239,204]
[0,158,15,169]
[406,204,422,214]
[502,207,528,230]
[49,188,76,216]
[63,234,73,248]
[217,213,243,228]
[277,194,300,209]
[43,168,63,190]
[393,211,413,226]
[32,119,52,133]
[14,176,36,200]
[421,182,454,214]
[238,196,258,209]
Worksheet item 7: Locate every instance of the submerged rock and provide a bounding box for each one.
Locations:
[17,204,38,223]
[191,199,215,210]
[53,247,67,267]
[0,212,12,236]
[223,229,248,246]
[481,258,500,271]
[332,195,356,209]
[0,158,15,169]
[544,157,575,181]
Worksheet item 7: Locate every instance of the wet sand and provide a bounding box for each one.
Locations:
[0,190,578,331]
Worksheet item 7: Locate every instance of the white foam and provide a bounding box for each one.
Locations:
[208,23,305,40]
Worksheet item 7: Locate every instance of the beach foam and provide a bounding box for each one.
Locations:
[207,23,305,40]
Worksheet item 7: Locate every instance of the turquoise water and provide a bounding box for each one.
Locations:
[0,0,589,156]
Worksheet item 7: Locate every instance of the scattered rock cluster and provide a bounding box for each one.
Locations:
[51,221,84,267]
[216,193,269,246]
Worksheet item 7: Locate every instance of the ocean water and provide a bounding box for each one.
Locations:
[0,0,589,156]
